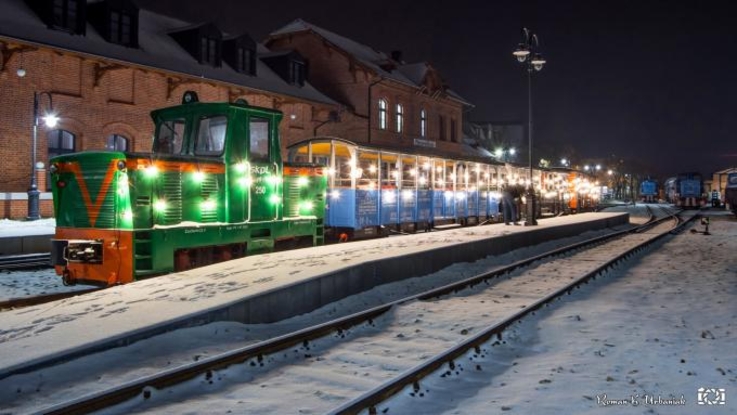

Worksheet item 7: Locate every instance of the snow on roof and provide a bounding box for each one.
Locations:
[0,0,338,106]
[269,19,471,106]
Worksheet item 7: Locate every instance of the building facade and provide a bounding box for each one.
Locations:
[0,0,471,219]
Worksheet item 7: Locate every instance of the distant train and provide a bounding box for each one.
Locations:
[664,172,703,208]
[49,92,600,286]
[639,178,658,203]
[724,172,737,215]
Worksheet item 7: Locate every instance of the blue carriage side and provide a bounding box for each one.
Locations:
[287,138,502,240]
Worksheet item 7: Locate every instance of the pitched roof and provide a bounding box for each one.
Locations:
[0,0,338,106]
[270,19,471,106]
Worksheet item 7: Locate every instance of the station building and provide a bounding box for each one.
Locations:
[0,0,472,219]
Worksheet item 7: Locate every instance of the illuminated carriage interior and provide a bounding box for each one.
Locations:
[288,138,601,240]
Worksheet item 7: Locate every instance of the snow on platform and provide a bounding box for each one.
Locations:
[0,212,628,378]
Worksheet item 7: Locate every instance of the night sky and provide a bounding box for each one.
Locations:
[136,0,737,178]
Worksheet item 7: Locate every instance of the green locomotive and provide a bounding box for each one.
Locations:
[49,91,326,286]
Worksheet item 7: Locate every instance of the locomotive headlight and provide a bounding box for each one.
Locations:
[117,160,127,171]
[330,190,340,200]
[301,201,314,211]
[269,195,281,204]
[297,176,309,187]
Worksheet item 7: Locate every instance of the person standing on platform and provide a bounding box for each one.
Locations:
[502,185,519,225]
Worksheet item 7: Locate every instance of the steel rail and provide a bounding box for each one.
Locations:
[39,212,689,415]
[0,288,100,311]
[0,253,51,270]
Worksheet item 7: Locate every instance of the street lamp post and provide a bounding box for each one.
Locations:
[28,91,58,220]
[514,27,546,226]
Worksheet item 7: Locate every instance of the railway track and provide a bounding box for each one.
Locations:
[26,209,694,415]
[0,288,101,311]
[0,253,51,270]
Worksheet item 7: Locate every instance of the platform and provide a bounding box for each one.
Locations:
[0,212,628,378]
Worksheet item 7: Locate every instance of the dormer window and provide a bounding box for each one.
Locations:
[170,23,223,68]
[223,34,257,75]
[88,0,139,47]
[109,10,132,45]
[289,60,305,86]
[25,0,86,35]
[200,36,219,66]
[261,50,308,87]
[53,0,78,31]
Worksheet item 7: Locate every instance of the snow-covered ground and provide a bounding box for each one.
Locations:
[0,207,734,414]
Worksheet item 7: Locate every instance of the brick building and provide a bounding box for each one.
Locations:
[0,0,471,219]
[265,19,471,157]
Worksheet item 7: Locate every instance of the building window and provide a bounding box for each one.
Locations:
[236,47,256,75]
[200,36,219,66]
[396,103,404,133]
[109,10,133,46]
[289,60,306,86]
[105,134,129,151]
[438,115,446,141]
[47,129,76,190]
[378,99,387,130]
[450,118,457,142]
[420,109,427,137]
[52,0,79,33]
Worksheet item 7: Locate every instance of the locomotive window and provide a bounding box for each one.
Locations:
[155,119,185,154]
[195,115,227,156]
[249,117,270,162]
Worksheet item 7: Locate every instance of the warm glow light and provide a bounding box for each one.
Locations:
[235,162,248,173]
[383,190,396,203]
[145,165,159,178]
[43,114,59,128]
[201,200,216,210]
[120,210,133,221]
[297,176,309,186]
[153,199,167,212]
[192,171,205,182]
[330,190,341,199]
[239,177,253,187]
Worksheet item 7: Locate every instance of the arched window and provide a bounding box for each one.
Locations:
[106,134,129,151]
[396,103,404,133]
[47,129,76,190]
[378,99,387,130]
[420,109,427,137]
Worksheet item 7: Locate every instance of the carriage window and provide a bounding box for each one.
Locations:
[155,119,185,154]
[249,117,270,162]
[195,115,227,156]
